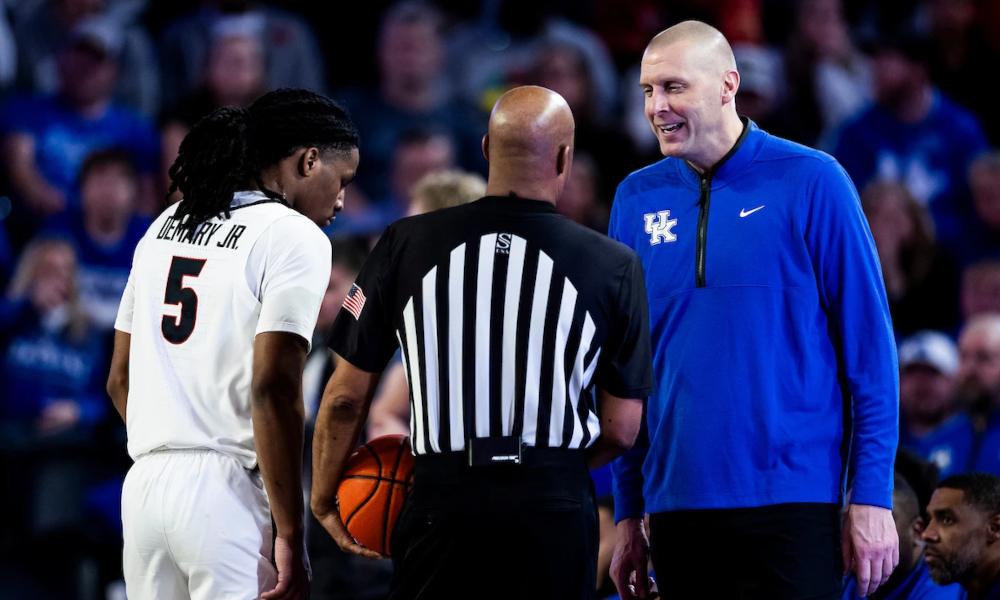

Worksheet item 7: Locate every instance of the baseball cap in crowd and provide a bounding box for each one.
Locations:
[68,15,124,61]
[898,330,959,376]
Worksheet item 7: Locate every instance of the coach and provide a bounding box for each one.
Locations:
[609,21,900,600]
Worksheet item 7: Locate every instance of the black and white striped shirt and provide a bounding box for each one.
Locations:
[329,196,653,455]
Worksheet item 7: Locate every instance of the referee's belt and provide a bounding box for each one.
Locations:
[414,438,587,471]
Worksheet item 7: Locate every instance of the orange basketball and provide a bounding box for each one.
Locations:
[337,434,415,557]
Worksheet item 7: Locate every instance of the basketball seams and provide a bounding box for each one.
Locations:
[342,474,412,486]
[344,444,383,529]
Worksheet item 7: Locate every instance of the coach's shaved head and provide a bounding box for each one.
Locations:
[482,85,575,205]
[645,21,737,76]
[639,21,744,172]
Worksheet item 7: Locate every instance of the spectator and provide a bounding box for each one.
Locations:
[42,149,151,331]
[159,0,325,111]
[406,169,486,216]
[957,315,1000,477]
[832,33,988,247]
[447,0,618,120]
[926,0,1000,145]
[895,448,942,523]
[338,1,484,202]
[783,0,872,146]
[160,32,265,202]
[862,180,960,336]
[957,152,1000,269]
[0,17,160,240]
[732,43,785,132]
[14,2,160,117]
[961,261,1000,323]
[922,473,1000,597]
[556,151,607,231]
[330,128,457,239]
[843,473,963,600]
[897,331,974,479]
[532,42,640,204]
[0,238,108,433]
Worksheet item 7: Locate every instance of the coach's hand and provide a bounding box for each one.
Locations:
[313,499,383,560]
[262,534,310,600]
[843,503,899,597]
[611,517,651,600]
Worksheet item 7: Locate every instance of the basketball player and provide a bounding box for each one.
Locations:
[106,89,359,600]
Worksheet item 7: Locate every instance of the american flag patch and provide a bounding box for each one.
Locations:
[343,284,366,320]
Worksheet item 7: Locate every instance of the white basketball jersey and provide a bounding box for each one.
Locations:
[115,191,332,468]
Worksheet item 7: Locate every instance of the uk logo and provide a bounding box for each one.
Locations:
[643,210,677,245]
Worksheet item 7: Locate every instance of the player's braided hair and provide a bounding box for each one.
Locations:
[167,88,360,232]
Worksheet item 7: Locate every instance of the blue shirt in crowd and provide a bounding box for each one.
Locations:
[971,413,1000,476]
[832,90,987,247]
[0,299,108,424]
[842,560,961,600]
[610,121,899,519]
[0,93,159,208]
[42,211,152,330]
[958,572,1000,600]
[900,414,977,479]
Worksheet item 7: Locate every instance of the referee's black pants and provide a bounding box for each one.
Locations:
[389,448,597,600]
[648,503,843,600]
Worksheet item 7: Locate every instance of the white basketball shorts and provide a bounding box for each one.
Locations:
[121,449,277,600]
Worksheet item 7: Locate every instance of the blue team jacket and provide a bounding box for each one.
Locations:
[609,121,899,518]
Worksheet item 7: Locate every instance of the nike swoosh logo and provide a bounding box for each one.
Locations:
[740,206,765,218]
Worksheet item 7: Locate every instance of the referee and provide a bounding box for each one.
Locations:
[310,86,654,600]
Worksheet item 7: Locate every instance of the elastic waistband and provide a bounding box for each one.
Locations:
[136,448,259,472]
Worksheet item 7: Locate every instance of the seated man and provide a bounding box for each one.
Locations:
[923,473,1000,599]
[843,473,962,599]
[898,331,975,477]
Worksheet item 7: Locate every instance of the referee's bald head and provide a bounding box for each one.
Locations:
[482,86,575,204]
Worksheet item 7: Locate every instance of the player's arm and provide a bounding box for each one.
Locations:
[107,330,131,423]
[252,332,310,544]
[249,218,333,599]
[310,355,383,559]
[366,360,411,438]
[108,251,140,424]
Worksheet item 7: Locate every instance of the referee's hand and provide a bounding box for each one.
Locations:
[611,518,652,600]
[312,499,383,560]
[842,503,899,597]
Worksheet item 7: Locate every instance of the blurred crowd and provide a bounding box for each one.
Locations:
[3,0,1000,598]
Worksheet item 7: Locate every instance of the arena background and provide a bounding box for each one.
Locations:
[1,0,996,598]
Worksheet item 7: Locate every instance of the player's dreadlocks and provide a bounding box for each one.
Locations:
[167,88,360,232]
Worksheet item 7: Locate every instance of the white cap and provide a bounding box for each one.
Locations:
[898,330,959,376]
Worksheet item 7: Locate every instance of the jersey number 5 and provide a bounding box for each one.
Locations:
[162,256,207,344]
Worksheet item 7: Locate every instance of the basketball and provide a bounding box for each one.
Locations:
[337,434,415,558]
